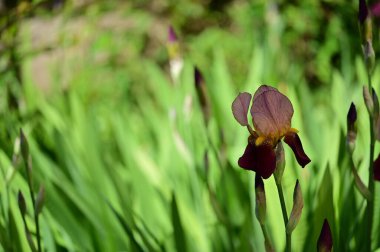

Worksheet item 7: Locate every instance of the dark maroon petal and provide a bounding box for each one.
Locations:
[374,153,380,181]
[238,142,276,179]
[284,132,311,168]
[317,219,333,252]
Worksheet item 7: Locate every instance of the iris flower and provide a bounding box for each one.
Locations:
[232,85,311,179]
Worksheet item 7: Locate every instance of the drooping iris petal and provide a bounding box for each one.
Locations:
[374,153,380,181]
[250,85,294,136]
[317,219,333,252]
[238,142,276,179]
[284,132,311,167]
[232,92,252,126]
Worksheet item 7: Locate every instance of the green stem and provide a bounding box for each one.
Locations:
[276,182,291,252]
[24,161,41,252]
[365,71,375,252]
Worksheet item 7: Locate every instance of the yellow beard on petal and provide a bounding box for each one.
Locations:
[255,127,298,147]
[288,128,299,134]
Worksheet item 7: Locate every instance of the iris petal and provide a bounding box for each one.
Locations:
[232,92,252,126]
[284,132,311,168]
[251,85,294,136]
[238,142,276,179]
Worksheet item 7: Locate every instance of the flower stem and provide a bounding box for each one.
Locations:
[365,71,375,252]
[275,182,291,252]
[24,161,41,252]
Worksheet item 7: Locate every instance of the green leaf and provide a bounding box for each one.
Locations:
[171,194,187,252]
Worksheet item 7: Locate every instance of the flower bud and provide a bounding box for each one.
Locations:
[346,102,357,153]
[358,0,369,24]
[255,174,266,225]
[18,190,26,216]
[351,163,372,200]
[373,88,380,141]
[362,40,375,73]
[363,86,374,115]
[286,180,303,234]
[274,142,285,185]
[372,88,379,115]
[166,26,183,82]
[35,185,45,215]
[374,116,380,141]
[358,0,372,41]
[317,219,333,252]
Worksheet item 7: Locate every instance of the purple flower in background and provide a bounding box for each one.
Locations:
[168,26,178,43]
[166,25,183,82]
[372,1,380,17]
[232,85,311,179]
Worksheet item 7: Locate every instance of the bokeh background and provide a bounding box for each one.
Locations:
[0,0,380,251]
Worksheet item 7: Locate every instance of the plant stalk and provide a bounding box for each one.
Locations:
[365,71,375,252]
[276,182,291,252]
[24,161,41,252]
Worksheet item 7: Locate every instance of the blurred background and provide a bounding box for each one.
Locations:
[0,0,380,251]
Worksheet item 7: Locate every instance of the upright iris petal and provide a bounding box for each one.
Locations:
[251,85,293,138]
